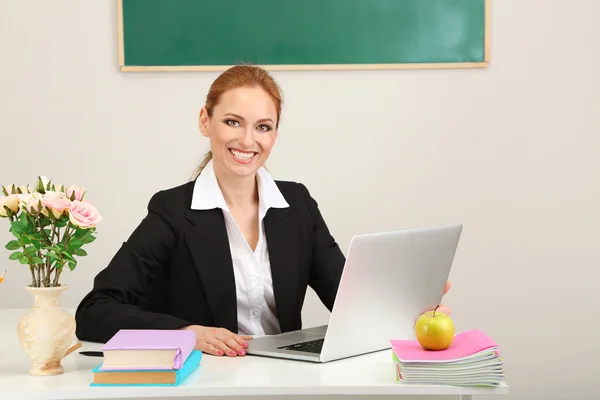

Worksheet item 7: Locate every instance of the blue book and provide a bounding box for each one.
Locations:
[91,349,202,386]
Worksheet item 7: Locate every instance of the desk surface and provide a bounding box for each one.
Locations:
[0,308,508,399]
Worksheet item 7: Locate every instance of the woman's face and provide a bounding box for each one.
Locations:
[199,86,278,179]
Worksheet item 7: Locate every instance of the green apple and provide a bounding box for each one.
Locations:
[415,305,454,350]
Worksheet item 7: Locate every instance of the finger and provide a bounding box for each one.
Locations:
[217,329,250,348]
[209,338,238,357]
[215,329,243,346]
[231,334,251,348]
[198,342,224,357]
[437,304,452,316]
[241,335,254,341]
[223,337,246,356]
[444,280,451,295]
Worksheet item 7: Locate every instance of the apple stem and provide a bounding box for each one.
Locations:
[433,305,440,317]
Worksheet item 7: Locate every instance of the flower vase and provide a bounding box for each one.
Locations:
[17,285,76,376]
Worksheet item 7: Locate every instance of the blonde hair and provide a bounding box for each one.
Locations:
[191,65,283,180]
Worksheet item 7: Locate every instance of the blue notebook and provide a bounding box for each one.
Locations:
[91,349,202,386]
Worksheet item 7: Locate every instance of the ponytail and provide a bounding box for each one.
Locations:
[191,151,212,180]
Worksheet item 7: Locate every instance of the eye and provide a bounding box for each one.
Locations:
[224,119,240,127]
[257,124,272,132]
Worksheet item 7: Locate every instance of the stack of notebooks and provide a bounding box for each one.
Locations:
[91,329,201,386]
[390,329,504,387]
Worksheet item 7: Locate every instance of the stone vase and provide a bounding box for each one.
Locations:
[17,285,76,376]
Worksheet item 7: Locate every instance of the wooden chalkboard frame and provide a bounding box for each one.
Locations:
[117,0,490,72]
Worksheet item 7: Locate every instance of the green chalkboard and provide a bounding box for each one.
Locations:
[117,0,490,71]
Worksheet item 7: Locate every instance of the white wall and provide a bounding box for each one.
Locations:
[1,1,599,399]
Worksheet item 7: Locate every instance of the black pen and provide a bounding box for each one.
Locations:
[79,351,103,357]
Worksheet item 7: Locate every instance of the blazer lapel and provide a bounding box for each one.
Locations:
[263,207,297,333]
[184,208,238,333]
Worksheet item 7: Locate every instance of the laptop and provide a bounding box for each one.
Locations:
[246,223,463,363]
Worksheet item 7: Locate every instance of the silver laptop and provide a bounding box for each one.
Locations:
[246,223,463,363]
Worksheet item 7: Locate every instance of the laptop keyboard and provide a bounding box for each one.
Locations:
[277,338,324,354]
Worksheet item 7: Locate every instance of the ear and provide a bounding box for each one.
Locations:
[199,107,210,138]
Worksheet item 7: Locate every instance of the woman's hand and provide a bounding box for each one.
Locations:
[182,325,253,357]
[413,280,452,327]
[434,280,452,315]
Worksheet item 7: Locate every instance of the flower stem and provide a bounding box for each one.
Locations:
[36,218,52,247]
[62,222,71,245]
[45,256,51,286]
[53,268,62,286]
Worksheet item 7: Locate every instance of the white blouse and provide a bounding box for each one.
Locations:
[189,160,290,336]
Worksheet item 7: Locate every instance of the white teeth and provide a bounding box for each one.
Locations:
[230,149,255,160]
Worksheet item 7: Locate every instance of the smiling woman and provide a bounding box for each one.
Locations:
[74,64,349,358]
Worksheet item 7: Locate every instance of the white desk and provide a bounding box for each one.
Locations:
[0,309,508,400]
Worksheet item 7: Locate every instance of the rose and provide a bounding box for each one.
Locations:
[37,176,51,192]
[44,191,66,200]
[2,184,16,195]
[43,191,72,219]
[67,185,86,201]
[69,200,102,229]
[18,185,30,194]
[19,193,44,214]
[0,195,20,217]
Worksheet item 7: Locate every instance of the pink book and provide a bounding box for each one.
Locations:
[99,329,197,371]
[390,329,499,363]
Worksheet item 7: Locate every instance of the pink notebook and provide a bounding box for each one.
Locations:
[390,329,499,362]
[100,329,196,371]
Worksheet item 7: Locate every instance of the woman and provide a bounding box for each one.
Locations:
[75,65,451,358]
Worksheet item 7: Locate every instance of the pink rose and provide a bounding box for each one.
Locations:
[43,191,72,219]
[67,185,86,201]
[69,200,101,229]
[19,193,44,214]
[0,195,20,217]
[2,184,16,195]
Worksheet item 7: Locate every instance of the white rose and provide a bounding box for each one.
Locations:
[39,176,51,188]
[43,190,66,200]
[0,195,20,217]
[32,176,52,193]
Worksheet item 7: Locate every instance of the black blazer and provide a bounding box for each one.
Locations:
[74,179,346,343]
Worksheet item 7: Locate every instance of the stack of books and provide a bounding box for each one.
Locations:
[91,329,201,386]
[390,329,504,387]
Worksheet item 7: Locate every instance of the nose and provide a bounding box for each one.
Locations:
[238,128,254,148]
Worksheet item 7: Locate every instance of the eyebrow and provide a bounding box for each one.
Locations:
[224,113,274,124]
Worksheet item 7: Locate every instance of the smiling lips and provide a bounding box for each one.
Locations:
[229,148,257,164]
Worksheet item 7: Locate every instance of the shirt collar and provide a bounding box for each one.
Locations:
[190,159,289,219]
